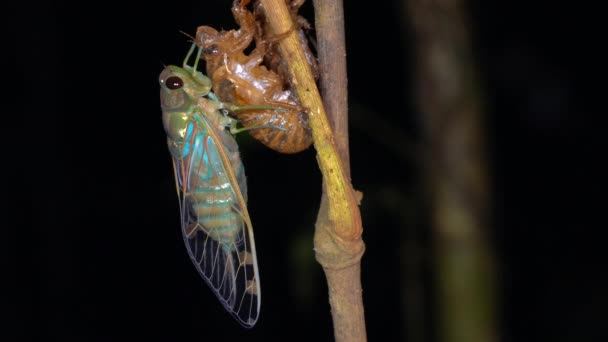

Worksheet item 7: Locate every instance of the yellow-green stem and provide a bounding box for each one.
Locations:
[259,0,363,263]
[259,0,366,341]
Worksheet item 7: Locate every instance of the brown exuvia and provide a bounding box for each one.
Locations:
[196,0,318,154]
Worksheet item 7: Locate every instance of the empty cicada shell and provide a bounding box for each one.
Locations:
[195,0,318,154]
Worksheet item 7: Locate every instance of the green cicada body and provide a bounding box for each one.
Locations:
[159,43,261,327]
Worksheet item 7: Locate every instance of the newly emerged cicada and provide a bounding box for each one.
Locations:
[160,41,261,327]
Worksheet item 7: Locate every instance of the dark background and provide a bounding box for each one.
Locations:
[6,0,604,341]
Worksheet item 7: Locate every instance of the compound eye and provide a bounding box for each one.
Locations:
[203,44,219,55]
[165,76,183,89]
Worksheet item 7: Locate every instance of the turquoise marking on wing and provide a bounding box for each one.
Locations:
[187,127,215,184]
[181,122,195,158]
[204,135,237,198]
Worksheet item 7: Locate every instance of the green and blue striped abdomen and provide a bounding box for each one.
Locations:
[185,121,245,248]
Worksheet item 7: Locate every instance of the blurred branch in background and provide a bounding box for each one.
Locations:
[407,0,499,341]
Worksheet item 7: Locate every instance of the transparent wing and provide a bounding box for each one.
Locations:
[172,115,261,327]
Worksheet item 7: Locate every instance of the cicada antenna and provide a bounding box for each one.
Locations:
[179,30,196,42]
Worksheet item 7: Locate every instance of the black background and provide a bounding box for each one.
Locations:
[6,0,604,341]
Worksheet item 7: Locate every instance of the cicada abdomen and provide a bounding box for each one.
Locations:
[195,0,317,154]
[159,42,261,327]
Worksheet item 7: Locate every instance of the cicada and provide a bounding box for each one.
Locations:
[159,41,261,327]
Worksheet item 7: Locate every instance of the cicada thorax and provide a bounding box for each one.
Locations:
[195,0,317,154]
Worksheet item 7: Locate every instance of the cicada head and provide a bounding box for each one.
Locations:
[159,65,212,112]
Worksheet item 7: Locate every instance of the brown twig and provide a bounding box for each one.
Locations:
[312,0,350,175]
[258,0,367,340]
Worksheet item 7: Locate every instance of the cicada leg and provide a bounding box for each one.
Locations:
[228,117,287,135]
[207,93,289,133]
[227,104,288,113]
[207,89,293,114]
[181,38,205,75]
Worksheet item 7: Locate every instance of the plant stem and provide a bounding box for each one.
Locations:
[258,0,366,340]
[312,0,350,175]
